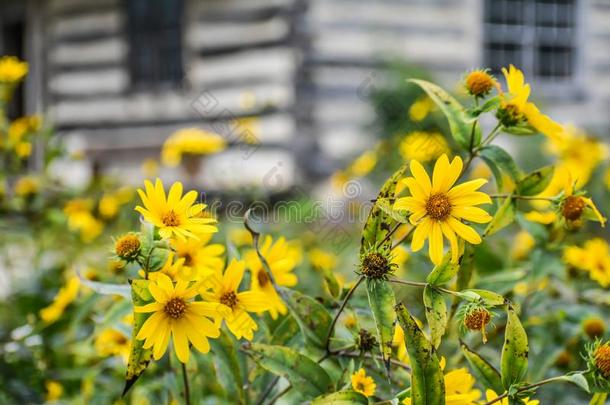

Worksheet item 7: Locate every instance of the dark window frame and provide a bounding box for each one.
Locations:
[483,0,583,100]
[125,0,185,91]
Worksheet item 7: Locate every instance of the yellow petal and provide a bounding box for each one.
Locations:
[451,206,492,224]
[172,326,190,363]
[447,217,482,245]
[440,221,459,263]
[429,221,444,265]
[432,154,450,193]
[238,291,272,312]
[223,259,246,291]
[409,160,432,194]
[411,217,433,252]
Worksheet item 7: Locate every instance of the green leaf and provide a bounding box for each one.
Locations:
[479,145,523,190]
[366,279,396,371]
[502,125,536,136]
[461,343,504,395]
[427,251,460,285]
[516,166,555,196]
[243,343,333,399]
[501,306,529,389]
[271,315,301,346]
[77,270,131,298]
[311,390,369,404]
[423,286,447,349]
[553,373,590,393]
[395,303,445,405]
[408,79,479,149]
[469,96,501,116]
[282,288,332,349]
[319,267,341,299]
[211,332,245,404]
[147,247,170,272]
[463,289,506,306]
[361,164,407,254]
[377,197,410,224]
[484,197,515,236]
[123,279,153,395]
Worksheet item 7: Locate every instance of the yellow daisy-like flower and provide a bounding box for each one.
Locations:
[408,95,435,122]
[394,155,492,265]
[308,248,338,272]
[45,380,64,402]
[351,368,376,397]
[200,259,270,340]
[399,131,450,163]
[0,56,28,83]
[403,358,481,405]
[499,65,562,139]
[135,273,222,363]
[39,276,80,324]
[559,170,605,228]
[161,128,226,167]
[348,150,377,177]
[94,328,130,363]
[171,234,225,281]
[244,236,301,319]
[135,178,217,241]
[392,324,410,364]
[564,238,610,287]
[511,230,536,261]
[485,389,539,405]
[14,175,39,197]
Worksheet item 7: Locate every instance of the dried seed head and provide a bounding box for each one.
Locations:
[114,234,141,260]
[464,307,491,343]
[555,350,572,367]
[361,252,391,279]
[356,329,377,352]
[583,318,606,339]
[465,70,495,97]
[562,195,586,221]
[595,343,610,379]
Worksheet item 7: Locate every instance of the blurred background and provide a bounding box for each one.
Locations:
[1,0,609,191]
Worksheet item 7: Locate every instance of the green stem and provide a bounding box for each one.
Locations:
[325,276,364,353]
[388,277,460,297]
[481,123,503,147]
[181,362,191,405]
[482,376,564,405]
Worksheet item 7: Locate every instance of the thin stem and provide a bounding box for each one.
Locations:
[325,276,364,353]
[378,222,402,247]
[391,227,415,251]
[181,362,191,405]
[388,277,458,297]
[482,377,563,405]
[481,123,503,147]
[489,194,555,201]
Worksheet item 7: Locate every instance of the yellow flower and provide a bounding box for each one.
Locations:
[558,170,605,228]
[135,273,222,363]
[40,276,80,324]
[67,211,104,242]
[348,150,377,177]
[465,69,496,97]
[15,141,32,158]
[511,230,536,260]
[44,380,63,402]
[99,194,120,219]
[94,329,130,363]
[0,56,28,82]
[200,259,270,340]
[545,125,607,188]
[564,238,610,287]
[135,178,217,240]
[351,368,376,397]
[392,324,410,364]
[498,65,562,139]
[228,228,253,247]
[403,358,481,405]
[399,131,450,163]
[485,389,539,405]
[8,115,40,143]
[244,236,301,319]
[161,128,226,167]
[308,248,337,272]
[171,234,225,281]
[14,176,39,197]
[409,95,435,122]
[394,155,492,265]
[524,210,556,225]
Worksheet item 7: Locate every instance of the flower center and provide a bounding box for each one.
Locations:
[114,234,141,259]
[257,269,270,287]
[164,297,187,319]
[361,252,391,279]
[220,291,238,309]
[562,196,585,221]
[182,253,193,267]
[464,308,491,331]
[595,344,610,378]
[426,193,452,220]
[162,211,180,227]
[466,71,494,97]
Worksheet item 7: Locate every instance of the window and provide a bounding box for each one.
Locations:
[126,0,184,89]
[484,0,578,85]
